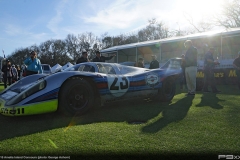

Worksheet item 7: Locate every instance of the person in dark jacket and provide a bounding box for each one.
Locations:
[1,60,13,88]
[76,51,90,64]
[92,51,115,62]
[149,55,159,69]
[233,51,240,89]
[134,58,144,68]
[202,47,221,93]
[184,40,198,96]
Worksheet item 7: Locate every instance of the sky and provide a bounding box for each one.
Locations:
[0,0,225,57]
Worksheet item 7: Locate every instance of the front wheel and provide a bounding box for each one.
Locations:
[159,77,176,102]
[59,78,95,116]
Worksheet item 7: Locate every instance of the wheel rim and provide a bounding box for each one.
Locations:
[66,84,90,111]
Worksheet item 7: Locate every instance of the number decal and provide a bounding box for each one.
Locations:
[120,77,128,89]
[110,77,129,90]
[110,78,119,90]
[107,76,130,97]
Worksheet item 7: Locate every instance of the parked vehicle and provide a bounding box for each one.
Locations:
[41,64,52,74]
[0,62,180,116]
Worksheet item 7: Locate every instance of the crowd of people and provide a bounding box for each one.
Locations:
[180,39,240,95]
[1,51,43,88]
[76,50,160,69]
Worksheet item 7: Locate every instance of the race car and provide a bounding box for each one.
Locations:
[0,62,181,116]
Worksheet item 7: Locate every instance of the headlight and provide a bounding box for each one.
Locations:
[6,80,46,106]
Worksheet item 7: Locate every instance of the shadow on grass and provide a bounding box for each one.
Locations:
[0,99,168,141]
[0,93,216,140]
[195,93,225,109]
[0,112,73,141]
[141,95,194,133]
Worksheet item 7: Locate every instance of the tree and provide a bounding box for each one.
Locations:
[65,34,80,63]
[138,18,170,42]
[183,12,214,33]
[213,0,240,28]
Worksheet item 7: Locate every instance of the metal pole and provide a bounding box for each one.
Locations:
[117,50,119,63]
[136,46,138,62]
[221,35,223,59]
[159,43,162,63]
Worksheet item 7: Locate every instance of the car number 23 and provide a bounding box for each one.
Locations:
[107,76,130,97]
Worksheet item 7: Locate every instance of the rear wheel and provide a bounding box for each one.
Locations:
[159,77,176,102]
[59,78,95,116]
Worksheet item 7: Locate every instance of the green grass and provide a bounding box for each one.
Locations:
[0,84,239,159]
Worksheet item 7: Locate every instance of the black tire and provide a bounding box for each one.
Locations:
[159,77,176,102]
[59,77,95,116]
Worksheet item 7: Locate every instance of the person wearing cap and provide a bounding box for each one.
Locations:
[233,51,240,89]
[202,47,221,93]
[24,51,43,76]
[76,50,90,64]
[184,40,198,96]
[1,60,13,88]
[149,55,159,69]
[134,58,144,68]
[92,51,115,62]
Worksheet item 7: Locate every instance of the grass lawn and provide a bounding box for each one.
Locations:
[0,84,239,159]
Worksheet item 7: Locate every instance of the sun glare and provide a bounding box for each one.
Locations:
[177,0,225,20]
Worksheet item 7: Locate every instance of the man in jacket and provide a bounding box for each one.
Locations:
[92,51,115,62]
[24,51,43,76]
[233,51,240,89]
[149,55,159,69]
[134,58,144,68]
[1,60,13,88]
[76,50,90,64]
[184,40,197,96]
[202,47,221,93]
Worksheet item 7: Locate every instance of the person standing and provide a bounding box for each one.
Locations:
[184,40,198,96]
[233,51,240,89]
[134,58,144,68]
[92,51,115,62]
[11,65,18,83]
[1,60,13,88]
[149,55,159,69]
[180,54,187,90]
[202,47,221,93]
[24,51,43,76]
[16,65,21,80]
[76,50,90,64]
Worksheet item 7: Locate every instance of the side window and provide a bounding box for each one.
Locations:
[78,65,95,72]
[105,65,116,74]
[161,61,170,69]
[97,64,116,74]
[169,60,181,69]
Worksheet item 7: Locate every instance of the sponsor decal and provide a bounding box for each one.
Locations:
[197,70,237,78]
[0,108,24,115]
[145,73,159,87]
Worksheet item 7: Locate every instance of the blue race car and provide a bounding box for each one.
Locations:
[0,62,181,116]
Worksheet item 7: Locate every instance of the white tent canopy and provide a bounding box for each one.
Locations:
[61,62,73,70]
[51,63,62,73]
